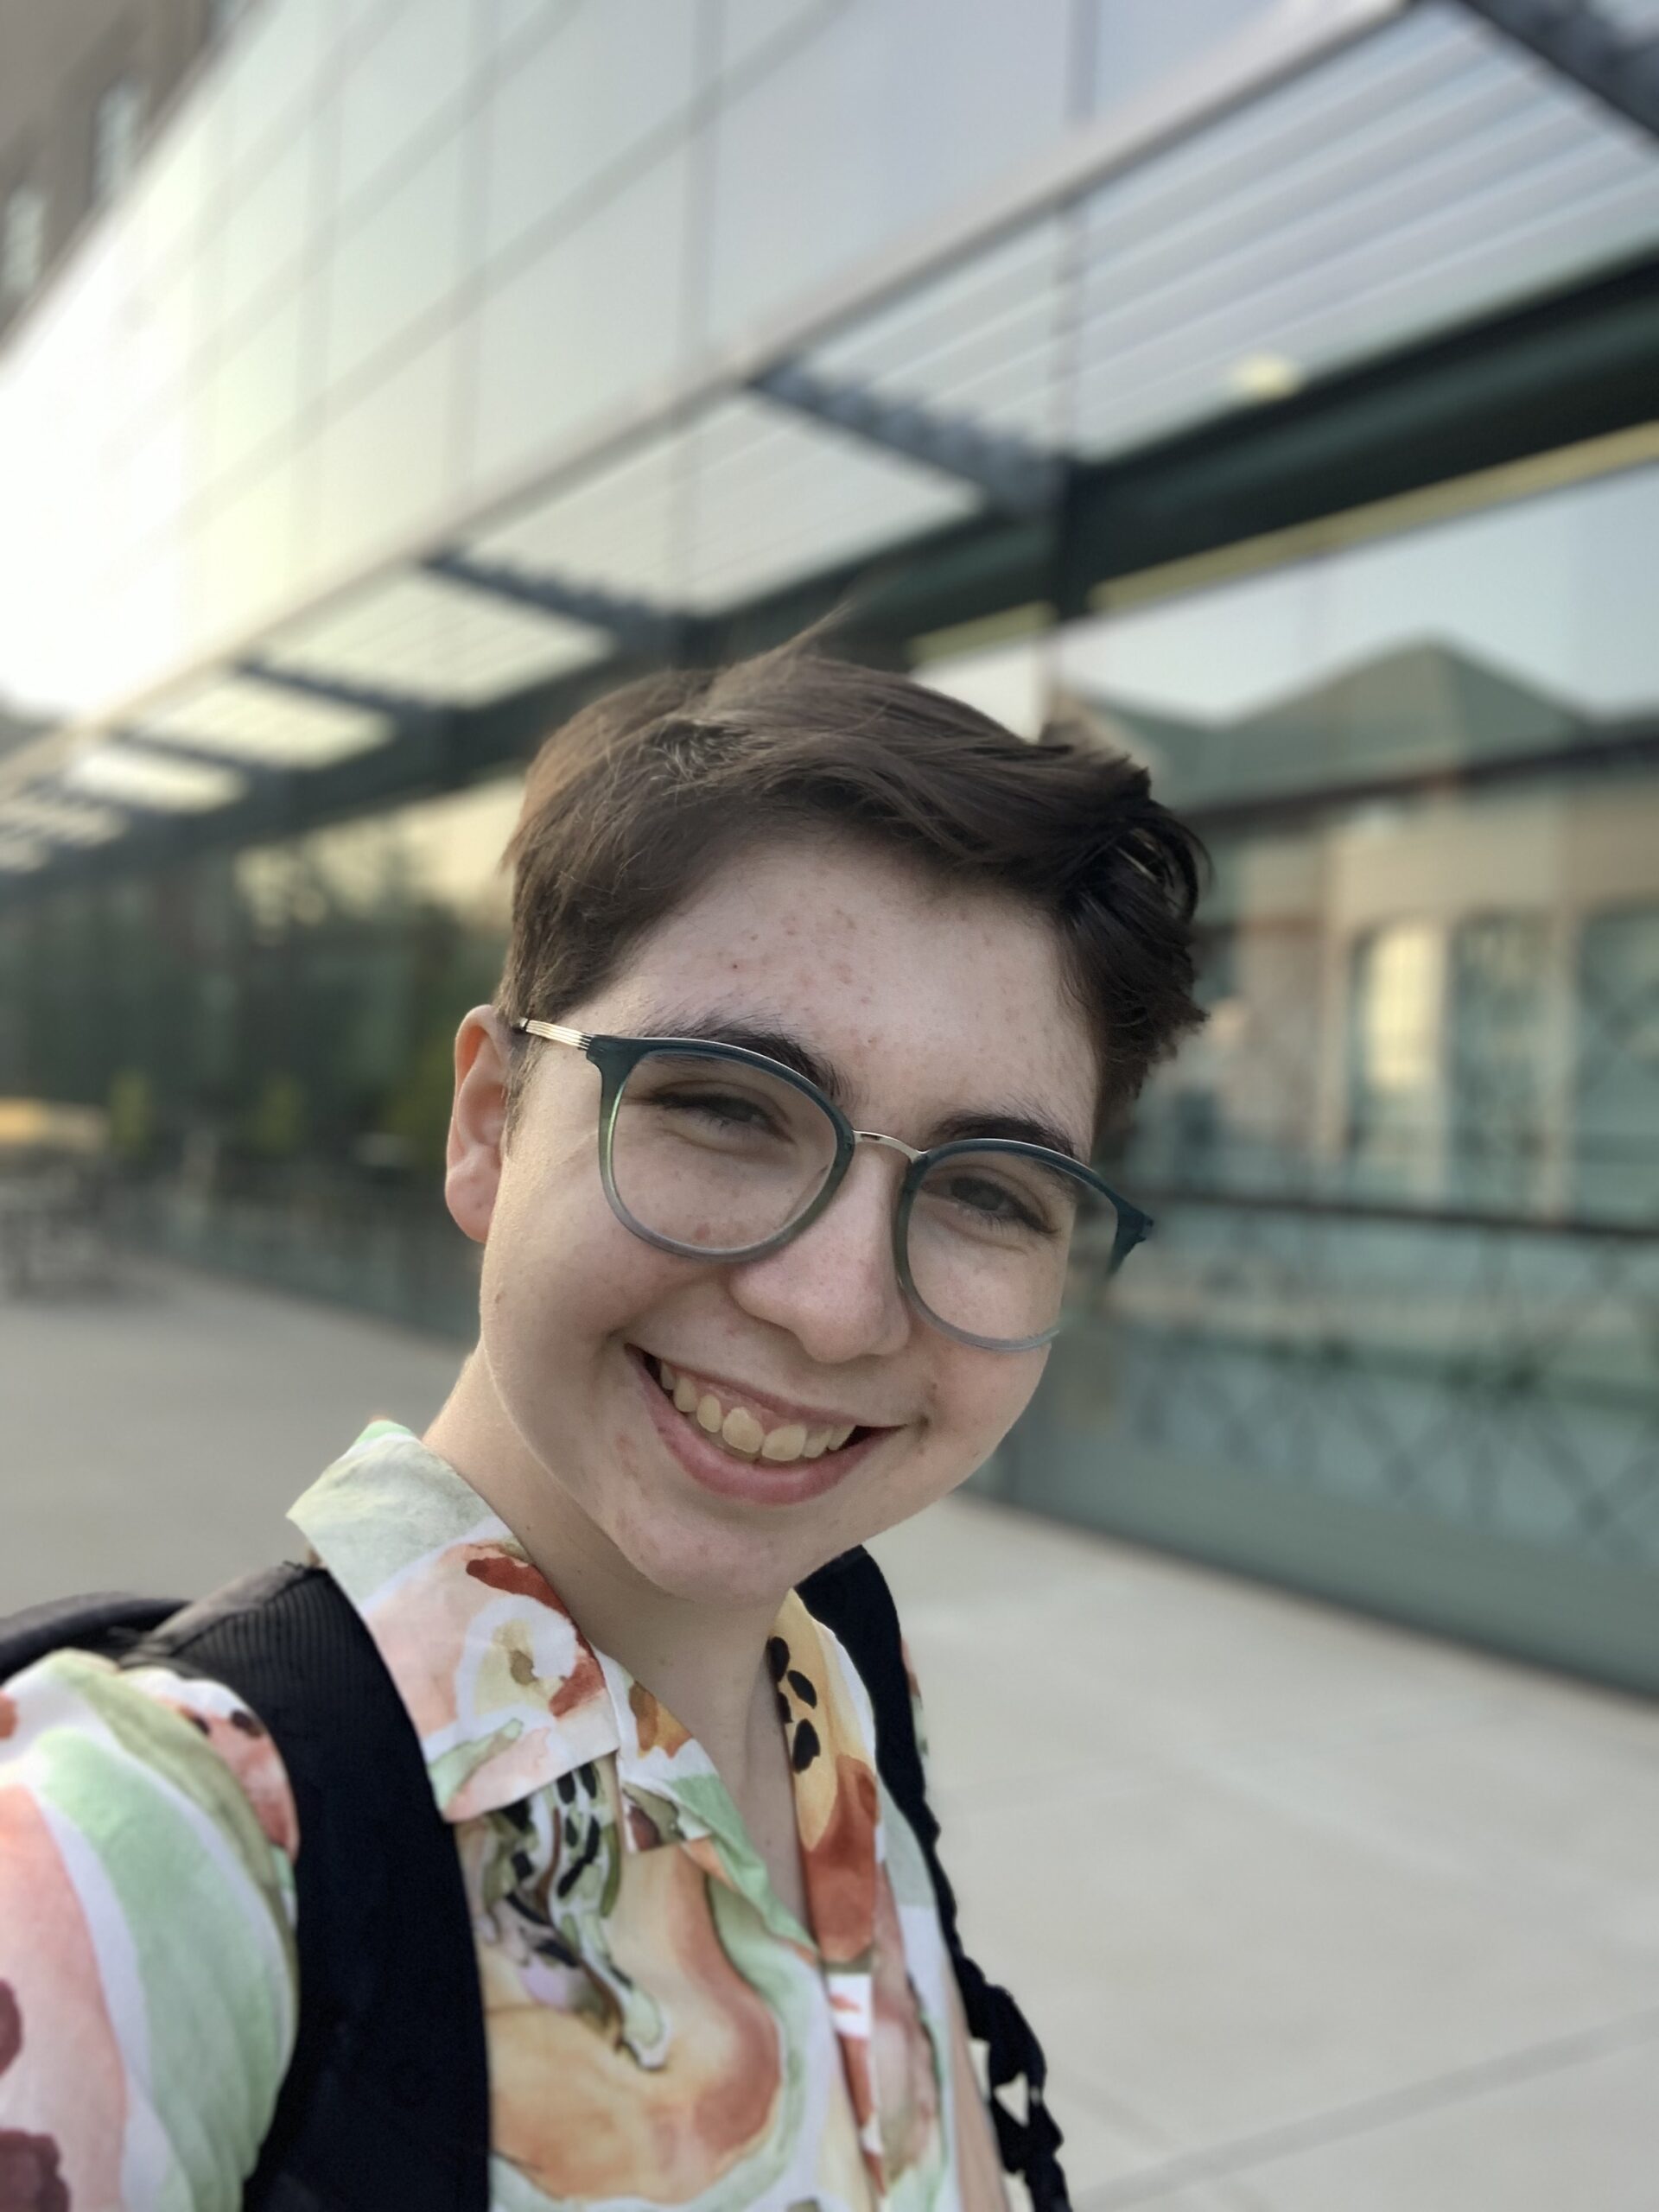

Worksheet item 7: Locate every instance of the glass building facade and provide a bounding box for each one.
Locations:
[930,441,1659,1691]
[2,0,1656,1686]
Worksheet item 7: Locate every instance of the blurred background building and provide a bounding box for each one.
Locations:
[1,0,1656,1693]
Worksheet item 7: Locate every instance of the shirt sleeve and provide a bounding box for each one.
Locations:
[0,1646,300,2210]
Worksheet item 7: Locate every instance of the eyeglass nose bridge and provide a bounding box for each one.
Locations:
[849,1128,926,1166]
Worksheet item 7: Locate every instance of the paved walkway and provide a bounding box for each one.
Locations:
[6,1262,1657,2209]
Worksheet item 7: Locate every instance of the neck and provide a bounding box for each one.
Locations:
[423,1350,785,1798]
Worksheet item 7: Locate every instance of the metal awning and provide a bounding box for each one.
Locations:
[2,0,1656,889]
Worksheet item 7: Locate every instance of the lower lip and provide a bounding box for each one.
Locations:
[627,1347,887,1509]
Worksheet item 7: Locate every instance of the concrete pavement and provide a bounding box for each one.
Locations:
[5,1262,1657,2208]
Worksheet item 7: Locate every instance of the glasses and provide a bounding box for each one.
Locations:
[510,1020,1152,1353]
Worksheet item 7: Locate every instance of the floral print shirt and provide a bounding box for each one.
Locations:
[0,1421,1007,2212]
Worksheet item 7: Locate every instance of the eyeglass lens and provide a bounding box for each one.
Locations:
[607,1049,1122,1345]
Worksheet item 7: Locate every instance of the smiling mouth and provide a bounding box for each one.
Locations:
[639,1352,876,1465]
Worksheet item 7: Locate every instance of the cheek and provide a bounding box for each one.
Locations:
[480,1149,660,1357]
[909,1344,1047,1494]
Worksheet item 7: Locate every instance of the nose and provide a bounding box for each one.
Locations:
[725,1141,913,1363]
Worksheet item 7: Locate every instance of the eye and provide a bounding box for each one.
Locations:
[654,1087,779,1133]
[935,1171,1052,1235]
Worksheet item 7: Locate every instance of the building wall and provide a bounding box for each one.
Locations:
[0,0,221,346]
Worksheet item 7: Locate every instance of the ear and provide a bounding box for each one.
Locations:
[445,1006,512,1246]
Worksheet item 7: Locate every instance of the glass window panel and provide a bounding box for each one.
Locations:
[206,285,307,487]
[92,79,145,208]
[719,0,838,79]
[480,1,696,265]
[1449,913,1552,1209]
[704,0,1072,346]
[311,327,457,581]
[1067,4,1659,461]
[336,0,481,211]
[1090,0,1290,115]
[221,0,332,182]
[192,454,303,640]
[1058,462,1659,799]
[1574,906,1659,1219]
[325,127,467,390]
[1,186,47,306]
[468,147,689,493]
[219,130,315,332]
[1346,920,1447,1198]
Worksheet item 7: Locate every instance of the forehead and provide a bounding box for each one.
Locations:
[590,836,1099,1142]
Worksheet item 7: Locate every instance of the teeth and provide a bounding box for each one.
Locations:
[649,1357,861,1467]
[721,1406,766,1458]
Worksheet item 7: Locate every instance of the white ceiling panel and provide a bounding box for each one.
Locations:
[135,675,391,769]
[264,573,607,707]
[679,395,979,613]
[784,4,1659,474]
[65,743,247,812]
[467,434,686,607]
[0,792,125,846]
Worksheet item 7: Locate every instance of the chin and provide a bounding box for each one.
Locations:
[613,1497,831,1611]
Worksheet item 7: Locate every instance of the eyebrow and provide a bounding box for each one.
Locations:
[635,1004,1089,1164]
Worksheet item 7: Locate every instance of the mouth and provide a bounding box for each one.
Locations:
[626,1346,892,1507]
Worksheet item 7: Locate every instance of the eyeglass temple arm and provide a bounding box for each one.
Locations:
[510,1018,591,1051]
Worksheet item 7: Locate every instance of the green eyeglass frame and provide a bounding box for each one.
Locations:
[510,1017,1153,1352]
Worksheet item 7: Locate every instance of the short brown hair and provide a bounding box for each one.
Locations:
[499,645,1206,1140]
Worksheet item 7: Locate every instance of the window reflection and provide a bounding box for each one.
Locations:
[923,449,1659,1591]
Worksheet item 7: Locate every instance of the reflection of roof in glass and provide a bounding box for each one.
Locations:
[467,394,979,614]
[3,0,1656,887]
[796,6,1659,466]
[1076,639,1600,806]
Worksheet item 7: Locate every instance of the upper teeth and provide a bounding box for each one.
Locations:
[656,1362,855,1463]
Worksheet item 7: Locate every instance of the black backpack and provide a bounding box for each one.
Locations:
[2,1548,1069,2211]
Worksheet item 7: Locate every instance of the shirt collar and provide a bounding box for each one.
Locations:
[286,1421,880,1929]
[289,1421,625,1822]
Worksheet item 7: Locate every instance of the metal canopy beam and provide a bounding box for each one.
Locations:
[3,255,1657,910]
[111,728,292,796]
[0,0,1405,834]
[233,657,436,726]
[1456,0,1659,138]
[752,363,1063,518]
[422,550,679,658]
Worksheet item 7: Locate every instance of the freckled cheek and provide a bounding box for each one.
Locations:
[905,1348,1042,1491]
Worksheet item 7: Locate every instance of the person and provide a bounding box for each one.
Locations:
[0,644,1205,2209]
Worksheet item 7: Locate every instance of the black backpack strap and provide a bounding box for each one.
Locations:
[0,1592,181,1681]
[124,1564,489,2212]
[798,1546,1071,2212]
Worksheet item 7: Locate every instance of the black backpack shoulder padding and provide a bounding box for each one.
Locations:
[1,1553,1069,2212]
